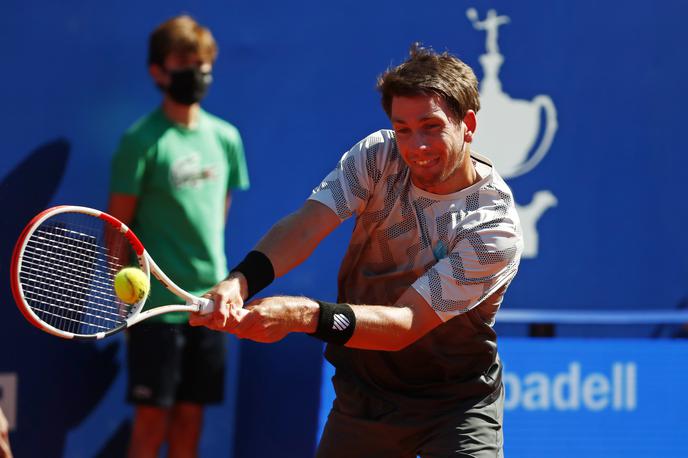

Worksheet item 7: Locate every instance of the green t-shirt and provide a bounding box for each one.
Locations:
[110,108,249,323]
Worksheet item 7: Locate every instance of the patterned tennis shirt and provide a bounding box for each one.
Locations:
[309,129,523,410]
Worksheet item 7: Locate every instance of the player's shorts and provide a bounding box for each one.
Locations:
[316,376,504,458]
[126,322,226,407]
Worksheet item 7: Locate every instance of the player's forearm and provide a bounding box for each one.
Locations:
[254,202,339,278]
[309,288,442,351]
[255,212,315,277]
[226,201,339,303]
[300,300,425,351]
[346,305,418,351]
[250,297,418,350]
[225,293,440,349]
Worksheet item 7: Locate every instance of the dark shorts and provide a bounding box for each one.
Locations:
[126,322,226,408]
[316,380,504,458]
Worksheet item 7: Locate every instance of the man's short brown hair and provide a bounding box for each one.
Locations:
[377,43,480,121]
[148,15,218,66]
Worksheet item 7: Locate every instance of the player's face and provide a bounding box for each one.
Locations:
[391,94,474,194]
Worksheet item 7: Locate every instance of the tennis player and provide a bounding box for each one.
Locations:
[192,44,522,457]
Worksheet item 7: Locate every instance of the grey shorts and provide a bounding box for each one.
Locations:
[316,383,504,458]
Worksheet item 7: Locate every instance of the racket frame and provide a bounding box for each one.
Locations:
[10,205,213,340]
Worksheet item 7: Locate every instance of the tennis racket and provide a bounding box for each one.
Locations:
[10,205,215,340]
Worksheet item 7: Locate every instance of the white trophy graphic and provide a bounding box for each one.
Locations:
[467,8,558,258]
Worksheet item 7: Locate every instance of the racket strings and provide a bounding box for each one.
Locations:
[19,213,137,335]
[30,226,125,272]
[23,241,121,301]
[19,270,122,320]
[20,291,120,330]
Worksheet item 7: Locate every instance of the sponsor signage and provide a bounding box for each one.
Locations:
[317,338,688,457]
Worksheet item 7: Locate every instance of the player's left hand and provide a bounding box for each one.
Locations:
[231,296,319,343]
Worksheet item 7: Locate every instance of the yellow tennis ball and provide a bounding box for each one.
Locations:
[113,267,149,304]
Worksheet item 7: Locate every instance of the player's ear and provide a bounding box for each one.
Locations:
[463,110,477,142]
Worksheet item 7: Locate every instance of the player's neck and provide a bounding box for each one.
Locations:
[447,161,478,194]
[161,97,201,128]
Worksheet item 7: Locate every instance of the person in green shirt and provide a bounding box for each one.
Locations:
[108,15,249,458]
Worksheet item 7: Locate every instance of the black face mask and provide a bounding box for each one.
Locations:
[165,67,213,105]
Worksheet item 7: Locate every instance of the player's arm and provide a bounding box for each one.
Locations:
[195,200,341,328]
[230,287,442,351]
[216,215,521,348]
[344,288,442,350]
[254,200,340,278]
[227,199,340,287]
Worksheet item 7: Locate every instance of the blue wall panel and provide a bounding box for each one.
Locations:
[2,1,688,456]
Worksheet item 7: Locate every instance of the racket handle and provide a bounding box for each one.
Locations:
[195,297,215,315]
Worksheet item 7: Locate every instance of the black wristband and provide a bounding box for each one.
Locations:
[309,300,356,345]
[229,250,275,300]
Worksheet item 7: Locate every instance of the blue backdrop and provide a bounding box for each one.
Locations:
[2,0,688,456]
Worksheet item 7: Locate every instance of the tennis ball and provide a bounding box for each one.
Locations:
[113,267,149,304]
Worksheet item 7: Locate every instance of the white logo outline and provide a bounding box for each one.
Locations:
[467,8,558,259]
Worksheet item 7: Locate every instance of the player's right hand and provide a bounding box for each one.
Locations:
[190,273,247,331]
